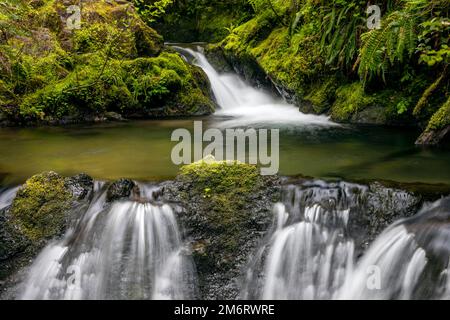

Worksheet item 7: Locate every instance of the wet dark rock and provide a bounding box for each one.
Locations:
[282,178,432,255]
[160,160,281,299]
[106,179,139,202]
[104,112,126,122]
[215,46,279,94]
[415,126,450,145]
[350,105,388,125]
[65,173,94,201]
[0,208,30,263]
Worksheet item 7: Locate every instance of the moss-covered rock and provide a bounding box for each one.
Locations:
[330,83,375,122]
[161,157,280,299]
[416,96,450,145]
[10,172,72,241]
[0,171,93,285]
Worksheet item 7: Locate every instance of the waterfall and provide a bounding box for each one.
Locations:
[242,182,358,299]
[172,45,336,128]
[337,197,450,300]
[0,186,19,211]
[243,181,450,300]
[17,183,196,300]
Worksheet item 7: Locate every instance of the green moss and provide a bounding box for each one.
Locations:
[181,160,258,245]
[426,97,450,131]
[330,83,375,122]
[180,159,260,228]
[304,77,339,114]
[10,172,72,242]
[179,159,263,265]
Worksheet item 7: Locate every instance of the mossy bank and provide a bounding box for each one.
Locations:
[0,0,216,126]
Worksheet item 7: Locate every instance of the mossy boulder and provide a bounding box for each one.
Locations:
[9,172,86,242]
[330,83,376,122]
[0,171,93,285]
[161,157,280,299]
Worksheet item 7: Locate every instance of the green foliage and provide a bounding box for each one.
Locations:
[331,82,374,121]
[318,1,365,68]
[137,0,253,43]
[417,17,450,66]
[134,0,174,23]
[358,10,417,81]
[0,0,213,123]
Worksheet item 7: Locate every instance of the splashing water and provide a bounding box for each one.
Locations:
[172,46,336,129]
[18,184,196,300]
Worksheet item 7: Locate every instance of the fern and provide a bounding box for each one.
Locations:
[358,0,449,82]
[358,10,417,82]
[318,3,365,68]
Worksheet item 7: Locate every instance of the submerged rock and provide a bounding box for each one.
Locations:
[161,158,281,299]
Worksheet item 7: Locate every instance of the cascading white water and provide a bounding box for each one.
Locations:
[0,186,19,211]
[261,218,354,300]
[18,184,196,300]
[336,225,428,300]
[336,197,450,300]
[172,46,336,128]
[242,184,357,300]
[245,182,450,300]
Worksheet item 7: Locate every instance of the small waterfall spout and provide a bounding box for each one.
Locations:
[242,182,359,299]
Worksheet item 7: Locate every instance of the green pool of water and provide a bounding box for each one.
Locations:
[0,118,449,186]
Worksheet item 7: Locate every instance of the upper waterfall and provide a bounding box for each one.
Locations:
[172,46,336,128]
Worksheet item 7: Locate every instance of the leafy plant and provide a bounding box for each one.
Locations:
[134,0,174,23]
